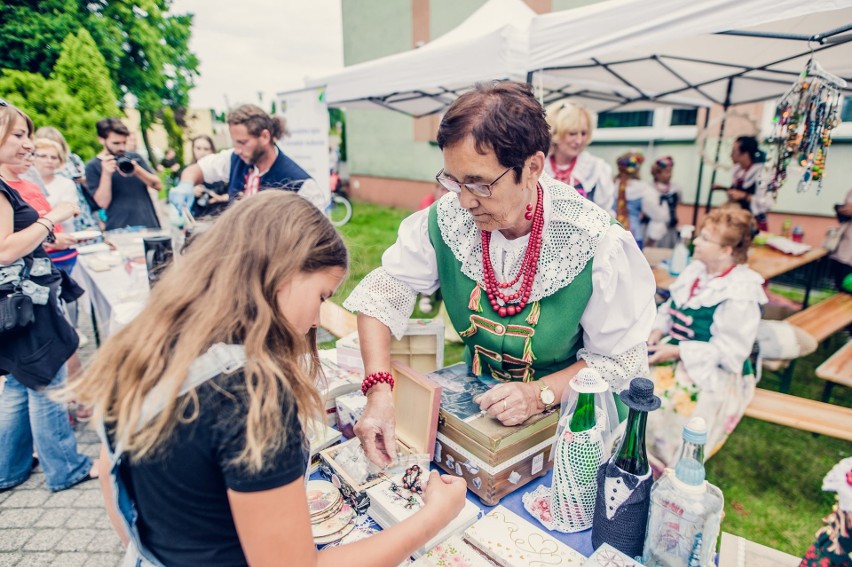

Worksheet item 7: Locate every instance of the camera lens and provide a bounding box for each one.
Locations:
[116,155,135,175]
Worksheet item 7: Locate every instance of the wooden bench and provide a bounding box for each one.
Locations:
[769,293,852,392]
[743,388,852,441]
[785,292,852,343]
[815,339,852,402]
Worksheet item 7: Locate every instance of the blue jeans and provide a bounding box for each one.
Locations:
[0,367,92,491]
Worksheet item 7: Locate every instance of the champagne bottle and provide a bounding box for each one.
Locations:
[592,377,660,558]
[569,391,596,432]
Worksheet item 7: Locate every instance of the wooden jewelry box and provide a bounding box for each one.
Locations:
[427,363,558,505]
[318,361,441,513]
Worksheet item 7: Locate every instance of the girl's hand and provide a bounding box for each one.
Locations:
[421,470,466,522]
[647,329,664,346]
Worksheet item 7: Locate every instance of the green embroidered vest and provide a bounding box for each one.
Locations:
[666,301,754,376]
[428,204,594,382]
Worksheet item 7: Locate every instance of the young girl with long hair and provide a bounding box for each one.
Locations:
[72,191,466,566]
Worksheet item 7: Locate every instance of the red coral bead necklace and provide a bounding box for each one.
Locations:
[481,184,544,318]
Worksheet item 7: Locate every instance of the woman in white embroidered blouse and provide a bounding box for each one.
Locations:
[542,100,615,213]
[646,207,767,471]
[344,82,657,468]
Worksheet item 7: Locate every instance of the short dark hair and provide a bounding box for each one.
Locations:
[227,104,286,139]
[736,136,759,161]
[437,81,550,183]
[96,117,130,139]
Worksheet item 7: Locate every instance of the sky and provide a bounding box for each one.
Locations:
[169,0,344,111]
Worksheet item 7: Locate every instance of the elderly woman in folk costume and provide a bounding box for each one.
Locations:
[543,100,615,212]
[646,207,767,471]
[344,82,657,467]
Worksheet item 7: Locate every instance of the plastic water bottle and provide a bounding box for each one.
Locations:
[643,417,724,567]
[669,226,693,276]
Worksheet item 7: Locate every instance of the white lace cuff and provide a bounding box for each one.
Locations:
[342,268,417,339]
[578,342,649,392]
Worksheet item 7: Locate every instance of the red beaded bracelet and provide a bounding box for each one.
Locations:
[361,371,394,395]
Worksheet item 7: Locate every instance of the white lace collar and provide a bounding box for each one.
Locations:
[435,173,611,302]
[572,151,607,186]
[670,261,767,309]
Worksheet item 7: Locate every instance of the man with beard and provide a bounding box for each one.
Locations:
[85,118,162,230]
[174,104,327,211]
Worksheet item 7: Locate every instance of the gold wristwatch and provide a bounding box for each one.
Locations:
[539,382,556,410]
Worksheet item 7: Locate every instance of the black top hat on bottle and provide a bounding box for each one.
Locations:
[618,377,661,412]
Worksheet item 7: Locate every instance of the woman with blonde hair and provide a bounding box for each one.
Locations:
[33,126,100,231]
[0,100,94,492]
[544,100,614,212]
[72,191,467,567]
[646,207,766,470]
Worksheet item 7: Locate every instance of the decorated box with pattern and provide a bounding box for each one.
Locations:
[410,535,495,566]
[582,543,641,567]
[464,506,586,566]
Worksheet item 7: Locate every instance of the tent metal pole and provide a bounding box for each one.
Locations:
[692,107,712,227]
[705,78,734,214]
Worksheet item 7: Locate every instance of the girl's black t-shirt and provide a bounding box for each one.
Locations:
[121,371,308,567]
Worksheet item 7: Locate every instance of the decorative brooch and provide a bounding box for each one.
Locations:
[402,464,424,495]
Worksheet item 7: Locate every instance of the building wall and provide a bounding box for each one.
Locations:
[340,0,852,226]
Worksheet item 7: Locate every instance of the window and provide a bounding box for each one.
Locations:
[842,97,852,122]
[670,108,698,126]
[598,110,654,128]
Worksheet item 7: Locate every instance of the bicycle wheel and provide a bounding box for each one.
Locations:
[328,194,353,227]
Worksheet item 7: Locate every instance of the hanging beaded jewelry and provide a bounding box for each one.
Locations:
[481,183,544,318]
[401,464,424,494]
[766,59,844,195]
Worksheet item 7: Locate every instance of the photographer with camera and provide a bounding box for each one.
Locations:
[85,118,162,231]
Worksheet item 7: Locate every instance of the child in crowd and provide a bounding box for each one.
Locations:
[642,156,681,248]
[71,192,467,567]
[613,151,650,249]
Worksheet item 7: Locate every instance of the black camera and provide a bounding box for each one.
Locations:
[114,153,135,175]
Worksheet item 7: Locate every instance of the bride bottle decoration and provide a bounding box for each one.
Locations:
[523,368,618,533]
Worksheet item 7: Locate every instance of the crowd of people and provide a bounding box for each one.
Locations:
[0,79,839,566]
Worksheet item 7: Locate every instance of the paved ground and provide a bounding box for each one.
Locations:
[0,308,125,567]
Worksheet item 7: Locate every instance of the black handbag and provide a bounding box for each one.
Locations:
[0,264,35,335]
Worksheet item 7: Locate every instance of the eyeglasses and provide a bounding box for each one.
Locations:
[435,166,513,198]
[695,232,724,246]
[0,99,7,107]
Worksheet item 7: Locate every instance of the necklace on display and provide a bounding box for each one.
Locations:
[481,184,544,318]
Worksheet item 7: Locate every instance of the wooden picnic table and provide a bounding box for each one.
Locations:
[647,245,828,303]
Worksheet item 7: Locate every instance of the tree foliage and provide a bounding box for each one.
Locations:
[0,70,101,160]
[0,0,199,157]
[52,28,120,119]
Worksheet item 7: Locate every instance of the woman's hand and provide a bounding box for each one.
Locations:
[727,189,748,202]
[193,184,206,197]
[46,201,80,224]
[354,387,397,467]
[648,342,680,364]
[50,233,77,250]
[210,192,230,204]
[421,470,466,522]
[647,329,664,346]
[474,382,541,426]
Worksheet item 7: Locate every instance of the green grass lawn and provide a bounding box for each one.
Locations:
[332,200,851,557]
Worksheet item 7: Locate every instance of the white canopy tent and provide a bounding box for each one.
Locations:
[527,0,852,112]
[306,0,535,117]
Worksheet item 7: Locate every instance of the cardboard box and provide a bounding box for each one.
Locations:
[335,318,446,375]
[318,361,441,513]
[427,363,558,504]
